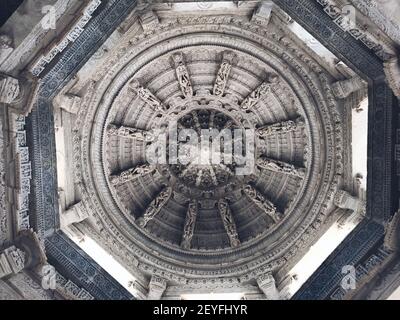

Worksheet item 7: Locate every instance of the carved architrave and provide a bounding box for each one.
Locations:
[217,199,240,247]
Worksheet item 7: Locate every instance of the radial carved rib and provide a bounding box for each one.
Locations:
[128,79,165,112]
[257,156,305,178]
[172,52,193,97]
[110,164,155,186]
[213,51,237,96]
[107,124,155,142]
[217,199,240,247]
[181,200,198,249]
[243,185,282,223]
[240,74,279,110]
[257,118,305,138]
[139,187,173,228]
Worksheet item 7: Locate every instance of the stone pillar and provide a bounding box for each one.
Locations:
[147,276,167,300]
[277,274,297,300]
[60,202,90,229]
[53,93,82,114]
[0,75,20,104]
[334,190,366,228]
[139,11,159,31]
[332,76,367,99]
[0,246,25,278]
[384,56,400,98]
[251,1,273,26]
[256,272,279,300]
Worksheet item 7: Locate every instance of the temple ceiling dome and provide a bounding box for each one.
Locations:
[67,14,344,280]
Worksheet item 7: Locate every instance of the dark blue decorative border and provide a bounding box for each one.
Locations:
[292,220,384,299]
[25,0,398,299]
[271,0,397,299]
[46,232,132,300]
[27,0,139,300]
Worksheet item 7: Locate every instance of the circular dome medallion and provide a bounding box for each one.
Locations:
[77,17,342,279]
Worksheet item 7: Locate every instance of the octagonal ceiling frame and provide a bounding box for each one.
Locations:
[25,0,398,299]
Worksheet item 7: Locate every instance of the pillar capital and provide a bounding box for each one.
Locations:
[334,190,365,216]
[147,276,167,300]
[0,245,25,278]
[332,76,367,99]
[384,56,400,98]
[256,272,279,300]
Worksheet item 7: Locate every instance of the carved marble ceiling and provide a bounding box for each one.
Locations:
[61,10,345,282]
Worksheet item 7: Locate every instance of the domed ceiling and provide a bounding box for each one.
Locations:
[69,14,343,281]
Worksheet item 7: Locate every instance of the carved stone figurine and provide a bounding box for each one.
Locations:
[243,184,281,223]
[172,52,193,97]
[127,79,164,111]
[213,51,237,96]
[240,73,279,110]
[217,199,241,247]
[257,156,305,178]
[110,164,155,186]
[257,118,305,138]
[181,200,198,249]
[139,187,172,227]
[107,124,154,142]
